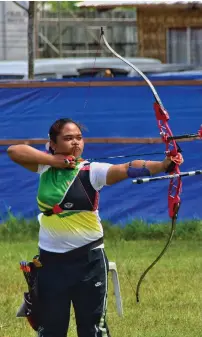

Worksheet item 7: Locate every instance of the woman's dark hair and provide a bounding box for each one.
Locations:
[48,118,85,154]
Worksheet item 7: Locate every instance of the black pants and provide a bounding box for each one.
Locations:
[37,247,111,337]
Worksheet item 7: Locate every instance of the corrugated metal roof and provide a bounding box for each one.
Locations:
[77,0,202,8]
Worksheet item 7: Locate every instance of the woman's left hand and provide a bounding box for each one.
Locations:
[170,153,184,165]
[163,153,184,172]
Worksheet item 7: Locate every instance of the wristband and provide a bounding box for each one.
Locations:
[127,162,151,178]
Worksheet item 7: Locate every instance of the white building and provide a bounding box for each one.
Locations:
[0,1,28,60]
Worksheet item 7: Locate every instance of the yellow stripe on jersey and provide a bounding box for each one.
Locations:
[37,197,53,209]
[40,211,102,234]
[38,205,47,212]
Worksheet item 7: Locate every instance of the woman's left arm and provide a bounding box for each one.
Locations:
[106,157,181,185]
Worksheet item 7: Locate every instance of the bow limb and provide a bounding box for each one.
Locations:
[100,27,163,108]
[101,27,182,302]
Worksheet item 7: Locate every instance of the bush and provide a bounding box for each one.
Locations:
[103,219,202,241]
[0,213,39,241]
[0,213,202,242]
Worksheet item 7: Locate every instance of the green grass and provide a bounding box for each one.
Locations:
[0,239,202,337]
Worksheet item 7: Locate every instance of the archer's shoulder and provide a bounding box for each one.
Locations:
[37,164,51,175]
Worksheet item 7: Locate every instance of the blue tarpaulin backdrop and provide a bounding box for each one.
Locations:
[1,76,202,224]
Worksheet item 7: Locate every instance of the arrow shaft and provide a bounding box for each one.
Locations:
[86,151,165,161]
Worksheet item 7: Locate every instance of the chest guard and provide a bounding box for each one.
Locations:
[44,164,99,216]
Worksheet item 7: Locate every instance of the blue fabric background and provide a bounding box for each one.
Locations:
[1,76,202,224]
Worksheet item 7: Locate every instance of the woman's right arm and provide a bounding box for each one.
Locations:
[7,145,75,172]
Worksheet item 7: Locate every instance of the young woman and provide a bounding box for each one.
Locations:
[8,118,183,337]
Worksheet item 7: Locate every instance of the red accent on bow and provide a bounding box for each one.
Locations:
[198,125,202,138]
[154,102,182,219]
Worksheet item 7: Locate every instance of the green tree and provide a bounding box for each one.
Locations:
[47,1,79,12]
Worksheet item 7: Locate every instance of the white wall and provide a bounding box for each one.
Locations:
[0,1,28,60]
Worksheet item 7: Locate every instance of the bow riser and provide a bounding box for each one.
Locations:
[154,103,178,154]
[154,102,182,219]
[168,191,181,218]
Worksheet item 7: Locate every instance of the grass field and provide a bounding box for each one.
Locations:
[0,239,202,337]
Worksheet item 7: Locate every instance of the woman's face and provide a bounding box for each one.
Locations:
[50,122,84,158]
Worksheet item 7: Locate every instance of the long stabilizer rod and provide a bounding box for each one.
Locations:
[167,131,202,140]
[132,170,202,184]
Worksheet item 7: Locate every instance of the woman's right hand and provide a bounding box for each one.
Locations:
[51,155,76,169]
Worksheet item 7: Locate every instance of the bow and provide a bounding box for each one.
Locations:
[100,27,183,302]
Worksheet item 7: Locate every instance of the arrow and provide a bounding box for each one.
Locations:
[86,151,166,161]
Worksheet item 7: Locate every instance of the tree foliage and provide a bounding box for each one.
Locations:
[47,1,79,12]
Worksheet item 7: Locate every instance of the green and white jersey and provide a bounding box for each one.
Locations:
[37,161,112,253]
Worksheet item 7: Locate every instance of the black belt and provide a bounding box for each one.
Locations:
[39,237,104,263]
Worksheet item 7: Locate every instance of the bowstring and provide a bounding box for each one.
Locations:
[83,30,103,110]
[82,29,139,303]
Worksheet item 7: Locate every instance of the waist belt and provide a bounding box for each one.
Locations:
[39,237,104,263]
